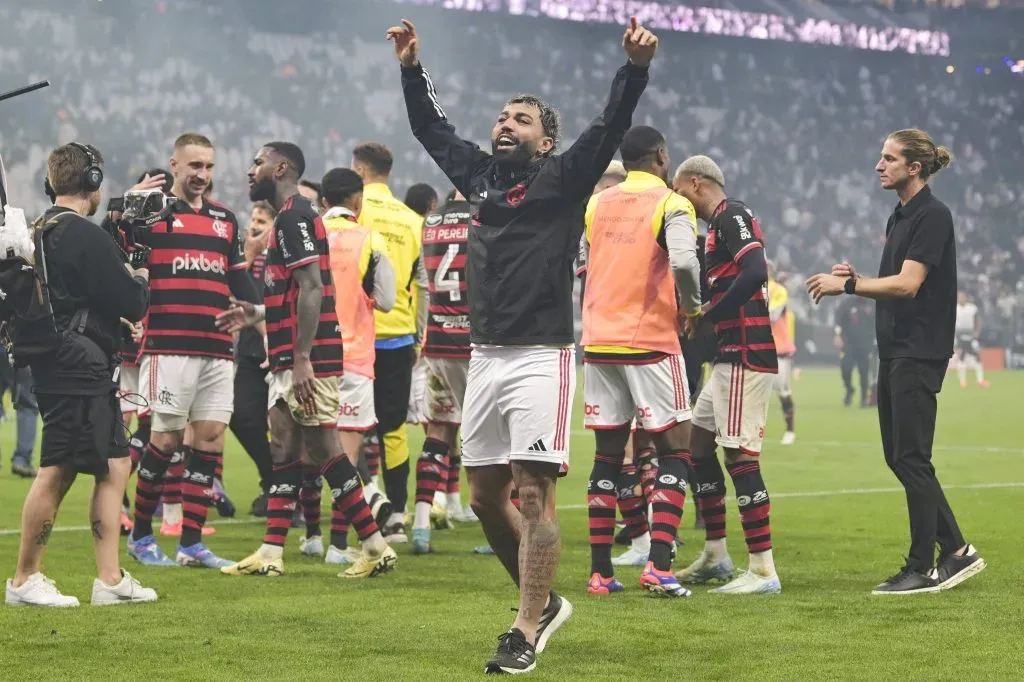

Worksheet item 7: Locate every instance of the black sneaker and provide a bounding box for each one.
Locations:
[484,628,536,675]
[534,591,573,654]
[936,544,986,591]
[871,566,940,595]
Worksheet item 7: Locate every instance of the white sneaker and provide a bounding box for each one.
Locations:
[780,431,796,446]
[5,573,80,608]
[325,545,362,565]
[611,547,649,567]
[91,570,158,605]
[710,569,782,595]
[451,505,479,523]
[299,535,325,557]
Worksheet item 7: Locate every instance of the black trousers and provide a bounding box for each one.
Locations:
[374,345,416,511]
[877,357,964,571]
[841,347,872,402]
[230,356,273,493]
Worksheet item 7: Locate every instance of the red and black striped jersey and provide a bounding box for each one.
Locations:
[421,200,471,359]
[141,199,246,359]
[705,199,777,373]
[264,194,343,376]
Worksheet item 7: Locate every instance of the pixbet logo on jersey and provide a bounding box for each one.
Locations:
[172,253,226,276]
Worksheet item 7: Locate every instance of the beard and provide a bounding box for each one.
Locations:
[491,138,537,167]
[249,176,275,202]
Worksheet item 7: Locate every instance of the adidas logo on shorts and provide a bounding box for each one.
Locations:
[527,439,548,453]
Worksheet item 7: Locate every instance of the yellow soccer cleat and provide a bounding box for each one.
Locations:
[341,546,397,579]
[220,551,284,577]
[431,503,455,530]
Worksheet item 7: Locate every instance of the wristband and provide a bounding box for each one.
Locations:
[254,304,266,322]
[844,277,857,295]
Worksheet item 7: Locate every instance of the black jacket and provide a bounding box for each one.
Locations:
[31,208,149,395]
[401,61,648,345]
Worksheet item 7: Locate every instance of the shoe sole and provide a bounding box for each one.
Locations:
[5,598,79,608]
[373,499,393,532]
[535,597,572,654]
[641,578,692,598]
[91,596,157,606]
[370,553,397,577]
[938,558,986,591]
[485,661,536,675]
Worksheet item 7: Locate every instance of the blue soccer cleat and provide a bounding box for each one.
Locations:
[127,535,177,567]
[176,543,234,569]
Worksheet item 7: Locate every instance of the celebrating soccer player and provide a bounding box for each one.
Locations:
[389,15,656,673]
[217,142,397,579]
[674,155,782,595]
[579,125,702,597]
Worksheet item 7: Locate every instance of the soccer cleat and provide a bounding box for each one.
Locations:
[587,573,624,595]
[780,431,796,446]
[250,493,269,517]
[611,546,649,567]
[325,545,361,565]
[220,550,284,577]
[452,504,479,523]
[368,493,393,534]
[977,379,990,388]
[91,570,157,605]
[935,544,986,591]
[341,546,397,578]
[412,528,432,555]
[5,573,80,608]
[871,566,938,595]
[212,479,236,518]
[473,545,495,555]
[484,628,536,675]
[430,503,455,530]
[712,569,782,595]
[126,535,177,567]
[675,551,735,584]
[383,519,408,544]
[160,520,215,537]
[534,592,573,654]
[299,535,325,557]
[640,562,693,597]
[176,543,234,569]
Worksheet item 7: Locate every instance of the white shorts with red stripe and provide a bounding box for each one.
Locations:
[583,354,691,432]
[118,364,140,415]
[691,362,773,455]
[461,345,575,470]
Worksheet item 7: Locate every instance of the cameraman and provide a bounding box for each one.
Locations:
[5,143,157,608]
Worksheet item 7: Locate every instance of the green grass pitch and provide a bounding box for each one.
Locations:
[0,368,1018,681]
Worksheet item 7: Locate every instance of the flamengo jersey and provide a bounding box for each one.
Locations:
[422,199,471,358]
[705,198,778,373]
[143,199,247,358]
[264,194,343,376]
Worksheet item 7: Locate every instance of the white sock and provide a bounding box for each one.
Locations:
[432,490,447,508]
[957,361,967,383]
[163,503,183,525]
[974,361,985,383]
[362,481,381,504]
[362,531,386,555]
[630,531,651,555]
[705,538,727,561]
[447,492,462,512]
[413,501,432,530]
[371,474,380,488]
[258,543,284,560]
[749,548,775,576]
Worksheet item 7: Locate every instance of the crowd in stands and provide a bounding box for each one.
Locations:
[1,0,1020,344]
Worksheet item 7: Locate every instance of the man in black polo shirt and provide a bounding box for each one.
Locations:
[807,128,986,595]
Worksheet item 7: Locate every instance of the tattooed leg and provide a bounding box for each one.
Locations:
[92,457,131,586]
[13,465,76,586]
[510,461,561,645]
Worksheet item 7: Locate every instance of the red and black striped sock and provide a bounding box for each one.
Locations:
[162,449,187,509]
[447,456,462,495]
[128,417,151,472]
[363,433,381,479]
[649,450,693,571]
[131,442,173,541]
[415,438,450,505]
[330,508,350,549]
[181,448,220,547]
[616,463,649,540]
[322,455,380,542]
[636,447,659,503]
[726,460,772,554]
[692,456,728,542]
[263,461,301,548]
[588,451,623,578]
[299,466,323,539]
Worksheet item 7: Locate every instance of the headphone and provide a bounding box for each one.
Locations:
[43,142,104,203]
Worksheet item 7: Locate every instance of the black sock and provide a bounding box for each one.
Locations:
[588,452,624,578]
[383,460,410,518]
[780,396,794,432]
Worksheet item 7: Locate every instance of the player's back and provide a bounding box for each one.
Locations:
[955,302,977,332]
[143,199,245,358]
[323,207,378,378]
[421,199,471,359]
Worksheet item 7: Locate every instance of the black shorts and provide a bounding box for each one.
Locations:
[956,336,979,358]
[37,391,129,476]
[374,345,416,434]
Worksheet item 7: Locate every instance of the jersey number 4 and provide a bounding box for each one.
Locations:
[434,244,461,302]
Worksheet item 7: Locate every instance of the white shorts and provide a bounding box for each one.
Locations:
[407,356,429,425]
[118,364,140,415]
[338,372,376,431]
[583,354,691,432]
[461,345,575,470]
[139,354,234,432]
[773,356,793,398]
[691,362,774,455]
[425,356,469,425]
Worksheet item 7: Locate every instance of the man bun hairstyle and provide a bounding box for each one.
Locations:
[505,94,560,153]
[264,141,306,179]
[352,142,394,177]
[888,128,952,180]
